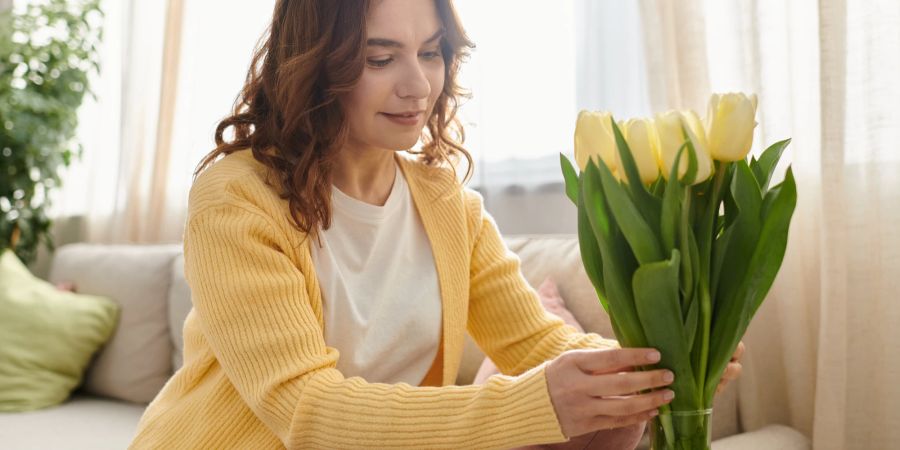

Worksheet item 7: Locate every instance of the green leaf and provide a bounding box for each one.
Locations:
[560,153,579,205]
[712,161,762,311]
[715,164,739,269]
[610,118,663,233]
[683,223,700,309]
[748,170,797,318]
[680,125,700,185]
[632,249,698,409]
[661,143,688,254]
[650,177,666,197]
[750,138,791,193]
[582,163,647,348]
[576,185,608,313]
[683,293,700,352]
[706,168,797,401]
[0,0,101,265]
[593,159,664,265]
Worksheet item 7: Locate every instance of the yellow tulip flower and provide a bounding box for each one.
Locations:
[706,93,758,162]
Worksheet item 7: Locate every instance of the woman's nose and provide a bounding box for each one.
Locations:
[397,61,431,100]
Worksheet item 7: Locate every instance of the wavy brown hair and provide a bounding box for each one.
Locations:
[193,0,475,238]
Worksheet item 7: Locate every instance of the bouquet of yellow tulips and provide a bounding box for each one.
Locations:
[560,93,797,450]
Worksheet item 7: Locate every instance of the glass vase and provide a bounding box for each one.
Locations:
[649,408,713,450]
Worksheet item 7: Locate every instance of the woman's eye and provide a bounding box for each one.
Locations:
[368,57,393,68]
[367,50,441,68]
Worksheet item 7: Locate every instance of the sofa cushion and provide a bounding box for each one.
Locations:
[505,236,614,336]
[459,235,617,386]
[0,393,146,450]
[711,424,811,450]
[167,254,192,371]
[0,250,119,412]
[47,244,182,404]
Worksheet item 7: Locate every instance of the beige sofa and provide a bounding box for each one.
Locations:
[0,237,811,449]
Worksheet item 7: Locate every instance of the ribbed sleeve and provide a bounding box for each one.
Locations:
[176,200,570,449]
[129,151,623,449]
[464,191,620,376]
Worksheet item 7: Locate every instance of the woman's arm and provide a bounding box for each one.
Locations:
[464,191,619,377]
[184,199,568,449]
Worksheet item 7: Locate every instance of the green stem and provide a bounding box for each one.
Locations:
[679,188,694,309]
[697,282,711,406]
[697,165,728,406]
[708,163,729,304]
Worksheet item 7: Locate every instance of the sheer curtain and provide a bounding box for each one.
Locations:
[639,0,900,448]
[451,0,578,190]
[450,0,653,234]
[50,0,168,242]
[51,0,275,244]
[55,1,629,239]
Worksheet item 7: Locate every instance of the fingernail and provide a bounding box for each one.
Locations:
[647,351,661,362]
[663,390,675,400]
[650,410,659,417]
[663,371,674,382]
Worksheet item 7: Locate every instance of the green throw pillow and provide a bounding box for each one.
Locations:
[0,248,119,412]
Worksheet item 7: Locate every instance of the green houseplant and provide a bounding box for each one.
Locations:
[0,0,102,265]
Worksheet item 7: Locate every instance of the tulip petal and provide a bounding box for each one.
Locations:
[574,111,617,172]
[707,93,757,162]
[611,118,663,235]
[619,119,662,185]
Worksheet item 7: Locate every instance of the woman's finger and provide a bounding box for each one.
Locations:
[589,390,674,416]
[722,362,743,381]
[731,341,746,362]
[571,348,661,375]
[591,369,674,397]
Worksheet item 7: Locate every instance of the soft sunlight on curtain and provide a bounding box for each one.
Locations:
[162,0,276,237]
[51,0,274,243]
[452,0,649,189]
[452,0,576,168]
[54,0,651,236]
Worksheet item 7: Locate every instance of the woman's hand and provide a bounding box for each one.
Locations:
[715,341,745,395]
[544,347,675,439]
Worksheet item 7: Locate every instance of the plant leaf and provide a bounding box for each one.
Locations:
[610,118,663,234]
[650,177,666,197]
[581,163,647,348]
[576,183,608,313]
[750,138,791,193]
[712,161,762,312]
[680,124,700,185]
[661,143,688,254]
[594,159,665,265]
[706,168,797,401]
[560,153,579,205]
[633,249,698,410]
[683,292,700,352]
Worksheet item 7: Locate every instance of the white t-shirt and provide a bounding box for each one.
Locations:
[310,162,442,385]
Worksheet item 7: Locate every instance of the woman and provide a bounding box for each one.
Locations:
[129,1,742,448]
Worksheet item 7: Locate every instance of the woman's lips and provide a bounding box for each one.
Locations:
[380,112,422,126]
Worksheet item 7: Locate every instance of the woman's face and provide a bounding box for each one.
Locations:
[342,0,446,154]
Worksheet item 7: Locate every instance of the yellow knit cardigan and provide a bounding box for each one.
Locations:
[129,149,618,449]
